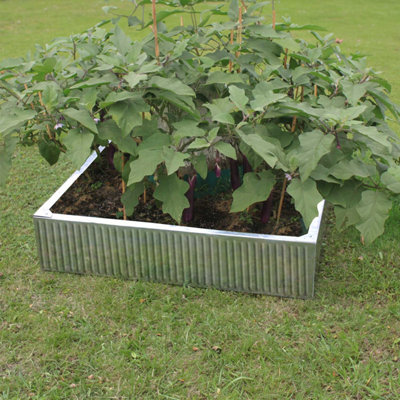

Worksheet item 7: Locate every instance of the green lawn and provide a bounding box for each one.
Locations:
[1,1,400,399]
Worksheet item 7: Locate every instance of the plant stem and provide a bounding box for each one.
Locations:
[107,144,116,168]
[0,81,22,101]
[182,175,197,222]
[261,191,274,224]
[274,177,287,229]
[240,0,247,13]
[242,154,252,173]
[121,153,127,221]
[229,158,240,190]
[151,0,160,64]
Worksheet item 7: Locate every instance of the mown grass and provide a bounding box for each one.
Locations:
[1,1,400,399]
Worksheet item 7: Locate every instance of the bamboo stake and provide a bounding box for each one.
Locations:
[314,84,318,97]
[235,6,243,72]
[24,84,35,110]
[229,29,234,72]
[151,0,160,64]
[180,16,184,27]
[283,48,288,69]
[272,0,276,29]
[121,154,127,220]
[38,91,44,107]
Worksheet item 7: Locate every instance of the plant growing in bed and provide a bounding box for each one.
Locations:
[1,0,400,243]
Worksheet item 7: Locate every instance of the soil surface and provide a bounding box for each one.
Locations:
[51,156,303,236]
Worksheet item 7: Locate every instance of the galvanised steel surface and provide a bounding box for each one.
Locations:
[34,151,326,299]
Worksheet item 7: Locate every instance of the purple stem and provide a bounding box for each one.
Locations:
[260,192,274,224]
[242,154,253,173]
[107,144,116,168]
[229,158,240,190]
[182,175,197,222]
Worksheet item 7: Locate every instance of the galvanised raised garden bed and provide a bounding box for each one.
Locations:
[34,151,326,299]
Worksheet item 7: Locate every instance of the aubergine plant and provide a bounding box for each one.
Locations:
[1,0,400,243]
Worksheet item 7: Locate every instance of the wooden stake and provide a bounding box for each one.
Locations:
[283,48,288,69]
[235,7,243,72]
[24,84,34,110]
[180,16,184,27]
[152,0,159,64]
[143,188,147,204]
[291,116,297,133]
[238,7,243,46]
[121,154,127,220]
[46,124,53,140]
[272,0,276,29]
[229,29,234,72]
[314,84,318,97]
[38,91,44,107]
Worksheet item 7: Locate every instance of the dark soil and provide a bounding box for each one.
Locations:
[51,157,303,236]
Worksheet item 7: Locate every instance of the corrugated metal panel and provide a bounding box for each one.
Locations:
[34,217,318,298]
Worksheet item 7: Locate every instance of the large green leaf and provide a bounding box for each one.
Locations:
[127,148,162,185]
[250,83,286,111]
[41,82,60,111]
[69,74,118,89]
[62,108,98,134]
[287,178,323,228]
[329,159,376,180]
[237,131,288,169]
[205,71,244,85]
[229,85,248,112]
[100,92,142,109]
[381,166,400,193]
[334,205,361,230]
[38,140,61,165]
[353,125,392,149]
[213,141,237,160]
[124,72,147,89]
[296,130,335,181]
[62,128,94,169]
[79,87,97,111]
[172,120,205,140]
[205,98,235,124]
[151,89,198,118]
[148,76,195,97]
[121,182,144,216]
[0,109,36,134]
[192,154,208,179]
[231,171,275,212]
[112,25,132,56]
[109,100,148,136]
[162,147,188,175]
[342,81,367,106]
[154,174,189,223]
[97,120,137,155]
[355,190,392,244]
